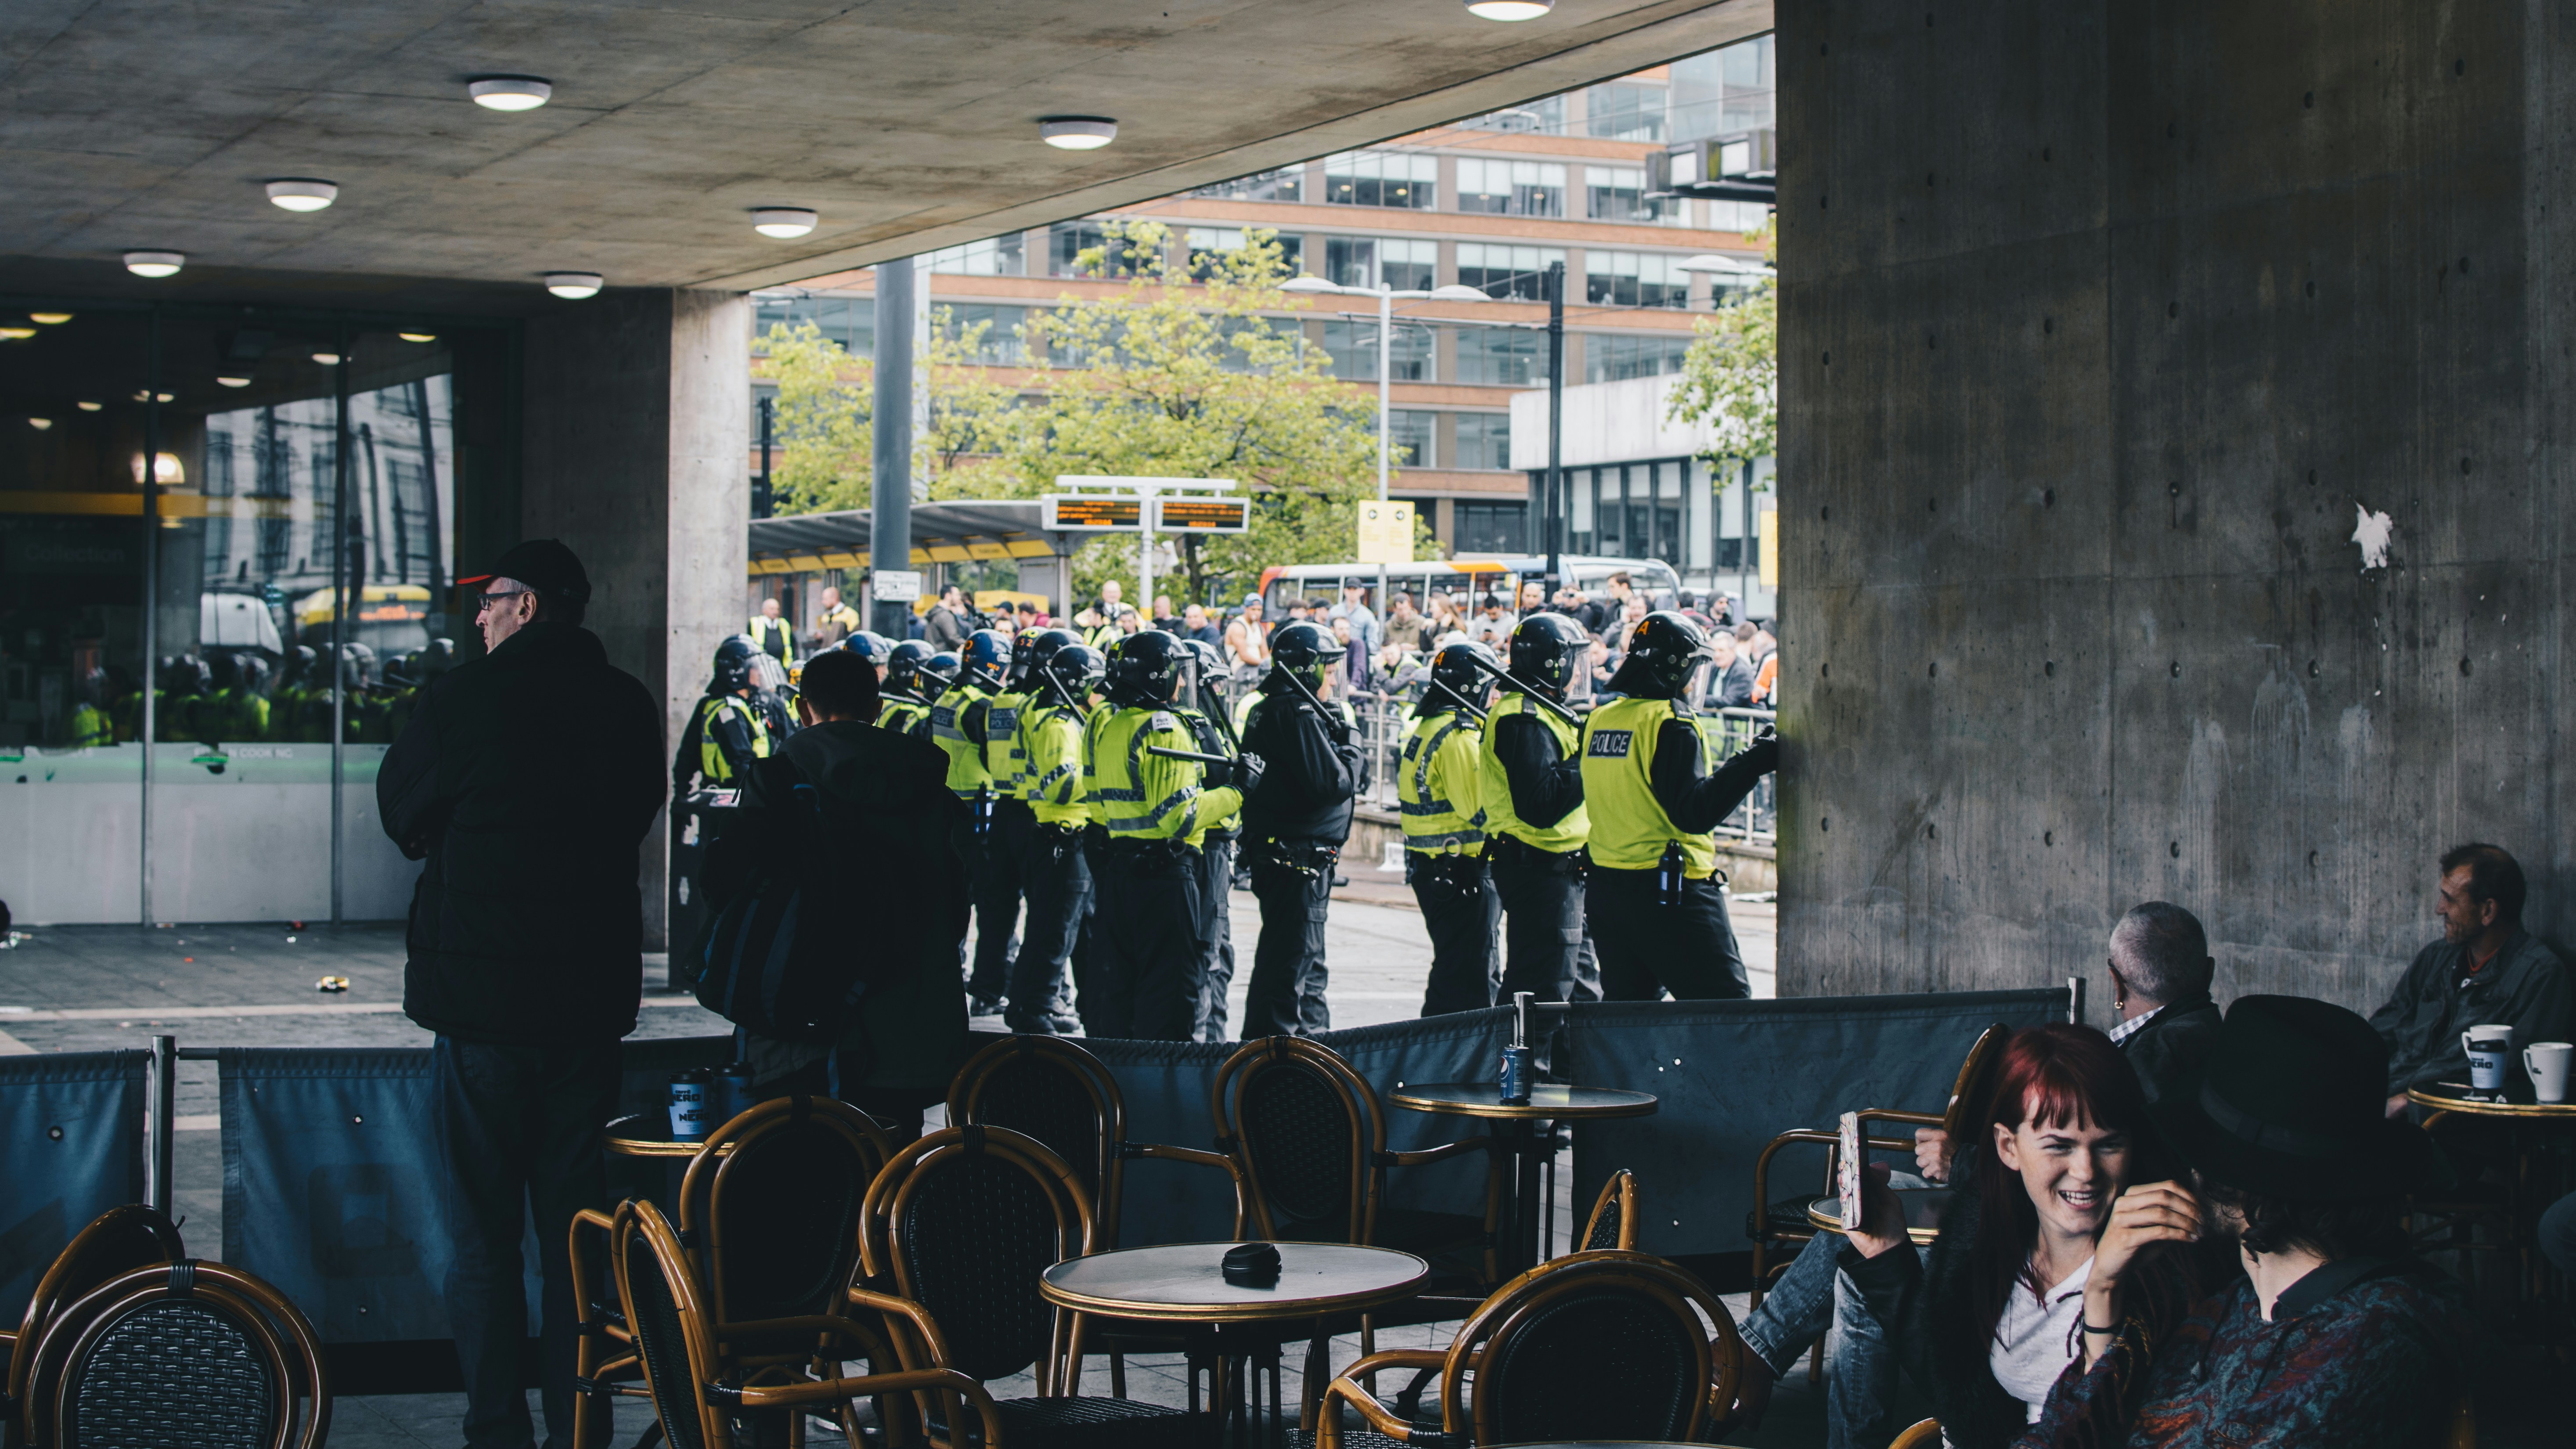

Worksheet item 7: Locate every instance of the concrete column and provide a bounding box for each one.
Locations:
[521,288,750,950]
[1777,2,2576,1014]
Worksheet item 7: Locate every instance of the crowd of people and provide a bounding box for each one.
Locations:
[367,535,2558,1449]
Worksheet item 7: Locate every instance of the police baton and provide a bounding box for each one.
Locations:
[1269,662,1355,745]
[1461,652,1582,728]
[1144,745,1239,768]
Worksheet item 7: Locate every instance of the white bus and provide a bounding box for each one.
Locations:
[1253,555,1685,616]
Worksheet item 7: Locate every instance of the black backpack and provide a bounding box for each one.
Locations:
[686,757,879,1044]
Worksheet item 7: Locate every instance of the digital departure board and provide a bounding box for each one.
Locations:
[1042,495,1143,530]
[1152,497,1250,532]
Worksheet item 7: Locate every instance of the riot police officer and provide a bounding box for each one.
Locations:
[878,640,939,737]
[931,628,1018,1014]
[674,635,772,794]
[268,645,318,742]
[1237,619,1359,1038]
[1009,640,1100,1034]
[1180,638,1245,1041]
[1578,611,1776,999]
[1481,612,1590,1007]
[1083,631,1261,1038]
[1404,641,1502,1015]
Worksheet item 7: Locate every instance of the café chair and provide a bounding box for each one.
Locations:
[946,1034,1249,1397]
[3,1204,186,1448]
[19,1259,327,1449]
[1890,1419,1940,1449]
[1578,1169,1640,1252]
[1305,1250,1744,1449]
[851,1123,1211,1448]
[572,1096,896,1449]
[612,1196,1002,1449]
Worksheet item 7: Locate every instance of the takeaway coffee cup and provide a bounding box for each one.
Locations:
[2462,1025,2515,1092]
[2524,1042,2574,1105]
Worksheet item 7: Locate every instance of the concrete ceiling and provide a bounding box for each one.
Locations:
[0,0,1768,313]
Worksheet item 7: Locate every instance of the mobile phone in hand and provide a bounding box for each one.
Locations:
[1838,1111,1863,1228]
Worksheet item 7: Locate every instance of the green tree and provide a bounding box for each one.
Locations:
[1666,216,1777,474]
[750,314,1022,515]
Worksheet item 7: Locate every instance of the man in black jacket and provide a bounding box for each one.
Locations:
[378,540,662,1449]
[1238,621,1359,1037]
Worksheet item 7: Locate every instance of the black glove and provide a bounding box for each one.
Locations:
[1236,752,1268,797]
[1737,725,1780,776]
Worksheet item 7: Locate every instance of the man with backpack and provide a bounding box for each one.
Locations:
[699,648,970,1140]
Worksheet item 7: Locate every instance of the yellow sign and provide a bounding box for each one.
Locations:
[1758,509,1778,589]
[1355,500,1416,565]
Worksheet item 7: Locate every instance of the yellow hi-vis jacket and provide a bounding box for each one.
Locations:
[1083,704,1243,844]
[1578,695,1719,877]
[1398,708,1486,854]
[930,681,995,794]
[1019,699,1093,827]
[1478,689,1588,853]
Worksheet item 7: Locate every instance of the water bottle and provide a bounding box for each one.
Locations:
[668,1069,711,1143]
[1498,990,1533,1105]
[1657,839,1687,908]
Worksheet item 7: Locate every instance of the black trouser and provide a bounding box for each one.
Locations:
[1243,847,1333,1038]
[1010,822,1090,1023]
[968,797,1031,1000]
[1412,851,1502,1016]
[1585,866,1749,1001]
[433,1035,621,1449]
[1195,833,1239,1042]
[1088,843,1205,1040]
[1491,836,1585,1003]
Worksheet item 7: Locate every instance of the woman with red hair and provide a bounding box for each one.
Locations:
[1731,1024,2223,1449]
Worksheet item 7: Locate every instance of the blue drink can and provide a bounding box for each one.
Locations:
[712,1063,757,1127]
[668,1070,711,1142]
[1498,1045,1532,1106]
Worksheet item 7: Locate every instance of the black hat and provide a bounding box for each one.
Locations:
[459,539,591,606]
[2152,995,2454,1202]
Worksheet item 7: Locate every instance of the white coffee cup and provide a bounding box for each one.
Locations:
[2525,1042,2573,1104]
[2463,1024,2515,1092]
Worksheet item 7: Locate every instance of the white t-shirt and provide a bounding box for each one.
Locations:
[1991,1254,2092,1422]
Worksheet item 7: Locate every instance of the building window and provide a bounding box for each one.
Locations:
[1456,244,1566,302]
[753,291,874,358]
[926,234,1026,276]
[1048,221,1128,277]
[1322,320,1435,382]
[1188,166,1304,203]
[1584,332,1694,382]
[1584,252,1690,309]
[1455,502,1528,555]
[939,303,1027,366]
[1585,80,1668,142]
[1184,227,1298,280]
[1454,327,1547,386]
[1707,200,1772,233]
[1455,159,1566,218]
[1585,166,1680,225]
[1453,412,1512,470]
[1325,151,1437,209]
[1379,409,1436,468]
[1668,34,1775,144]
[1459,95,1566,134]
[1324,236,1436,292]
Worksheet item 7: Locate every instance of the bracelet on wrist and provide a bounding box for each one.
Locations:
[2082,1321,2120,1335]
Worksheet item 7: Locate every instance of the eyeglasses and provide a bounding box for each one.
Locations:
[476,589,532,615]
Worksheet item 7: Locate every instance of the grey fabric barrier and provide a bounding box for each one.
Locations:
[1563,989,2072,1258]
[220,1036,734,1343]
[0,1050,144,1326]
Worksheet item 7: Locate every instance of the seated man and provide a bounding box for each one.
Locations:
[2027,995,2475,1448]
[2369,843,2569,1114]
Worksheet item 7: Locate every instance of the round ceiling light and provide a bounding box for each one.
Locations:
[30,312,70,324]
[77,400,102,412]
[752,208,818,239]
[1038,117,1117,151]
[544,272,603,300]
[124,251,185,278]
[266,178,339,212]
[0,327,34,340]
[216,375,252,388]
[310,352,341,365]
[398,332,436,343]
[29,418,52,430]
[1464,0,1553,17]
[469,76,552,111]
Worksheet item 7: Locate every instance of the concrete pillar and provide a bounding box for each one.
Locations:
[1776,3,2575,1014]
[521,288,750,950]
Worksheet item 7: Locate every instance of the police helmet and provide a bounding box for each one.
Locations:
[209,651,241,692]
[339,644,374,691]
[1505,612,1589,700]
[237,653,271,691]
[422,638,455,678]
[1267,620,1337,690]
[1042,643,1107,709]
[1027,627,1080,672]
[1007,626,1046,687]
[845,631,893,666]
[884,639,935,696]
[1104,629,1187,707]
[289,644,317,680]
[749,652,791,694]
[1606,610,1711,700]
[962,628,1012,688]
[710,634,761,693]
[1420,640,1498,716]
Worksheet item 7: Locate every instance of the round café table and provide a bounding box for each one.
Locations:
[1806,1187,1952,1246]
[602,1111,738,1160]
[2409,1082,2576,1309]
[1388,1083,1657,1277]
[1042,1241,1429,1448]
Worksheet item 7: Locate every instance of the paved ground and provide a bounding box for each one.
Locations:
[0,890,1783,1447]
